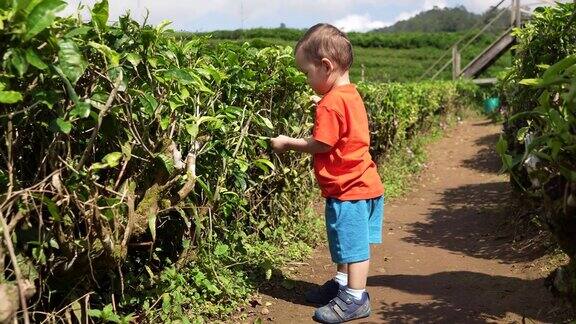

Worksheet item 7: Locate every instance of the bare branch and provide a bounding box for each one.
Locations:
[77,73,124,171]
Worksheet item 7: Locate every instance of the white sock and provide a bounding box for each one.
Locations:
[345,287,366,301]
[334,271,348,287]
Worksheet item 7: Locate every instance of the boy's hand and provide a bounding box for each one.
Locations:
[270,135,290,154]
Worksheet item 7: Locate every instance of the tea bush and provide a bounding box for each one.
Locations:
[498,2,576,306]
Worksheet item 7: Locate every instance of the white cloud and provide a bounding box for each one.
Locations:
[61,0,373,30]
[394,0,447,24]
[332,14,390,32]
[61,0,241,28]
[459,0,491,13]
[58,0,572,32]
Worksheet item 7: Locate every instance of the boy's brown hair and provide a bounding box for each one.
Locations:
[295,23,353,71]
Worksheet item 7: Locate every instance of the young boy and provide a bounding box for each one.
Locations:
[270,23,384,323]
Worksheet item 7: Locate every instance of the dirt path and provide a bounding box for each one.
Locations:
[252,118,569,323]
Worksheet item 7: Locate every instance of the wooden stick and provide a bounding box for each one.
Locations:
[0,211,30,324]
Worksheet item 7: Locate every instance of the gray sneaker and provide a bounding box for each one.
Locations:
[313,289,370,323]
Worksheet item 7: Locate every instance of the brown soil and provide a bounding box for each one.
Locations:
[245,118,573,323]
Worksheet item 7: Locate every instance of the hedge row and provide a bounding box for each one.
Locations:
[182,28,499,50]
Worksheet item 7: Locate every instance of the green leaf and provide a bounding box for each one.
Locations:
[65,26,92,38]
[496,136,508,156]
[89,152,122,170]
[53,65,80,104]
[214,243,229,257]
[185,123,198,140]
[32,246,46,265]
[125,52,141,67]
[26,48,48,70]
[89,41,120,67]
[196,65,226,84]
[87,309,102,318]
[196,177,213,200]
[197,116,221,126]
[516,127,530,143]
[549,139,562,160]
[548,109,566,130]
[254,158,275,173]
[24,0,66,41]
[49,237,59,248]
[164,69,214,94]
[70,101,91,119]
[41,196,61,221]
[102,152,123,167]
[259,115,274,130]
[542,55,576,82]
[155,19,172,32]
[519,78,541,86]
[180,86,190,100]
[139,93,158,115]
[10,49,28,77]
[160,115,170,130]
[15,0,40,14]
[120,142,132,160]
[157,154,174,174]
[0,91,23,104]
[91,0,108,31]
[58,39,88,85]
[49,118,72,134]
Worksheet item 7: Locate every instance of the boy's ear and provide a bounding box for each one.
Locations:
[321,58,334,74]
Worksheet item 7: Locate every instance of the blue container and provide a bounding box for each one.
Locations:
[484,97,501,114]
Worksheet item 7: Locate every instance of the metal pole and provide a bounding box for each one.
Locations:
[452,45,461,80]
[511,0,516,27]
[516,0,522,27]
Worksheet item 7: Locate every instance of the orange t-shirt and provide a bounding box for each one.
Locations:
[312,84,384,201]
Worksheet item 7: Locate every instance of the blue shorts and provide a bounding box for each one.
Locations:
[325,196,384,264]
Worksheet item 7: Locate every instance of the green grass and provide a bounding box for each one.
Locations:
[351,45,511,83]
[203,35,511,83]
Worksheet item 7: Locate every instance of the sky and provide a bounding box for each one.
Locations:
[61,0,560,32]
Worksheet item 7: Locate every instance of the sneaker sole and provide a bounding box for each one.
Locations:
[312,311,371,323]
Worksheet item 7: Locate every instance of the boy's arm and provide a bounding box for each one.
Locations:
[270,135,331,154]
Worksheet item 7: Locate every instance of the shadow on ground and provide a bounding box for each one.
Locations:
[367,271,573,323]
[262,271,573,323]
[403,181,550,264]
[461,133,502,174]
[259,275,320,308]
[404,130,547,264]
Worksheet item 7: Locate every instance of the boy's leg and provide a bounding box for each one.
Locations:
[314,198,379,323]
[347,260,369,290]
